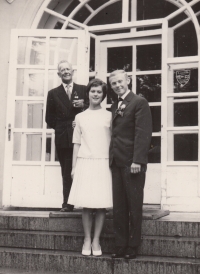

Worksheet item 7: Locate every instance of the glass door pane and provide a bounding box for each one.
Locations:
[107,46,133,104]
[16,69,45,96]
[15,101,44,128]
[17,37,46,65]
[136,44,161,71]
[49,37,78,66]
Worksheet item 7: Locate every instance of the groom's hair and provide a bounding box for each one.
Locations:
[109,70,128,82]
[86,78,107,101]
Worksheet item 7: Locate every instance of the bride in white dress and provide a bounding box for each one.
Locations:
[68,78,113,257]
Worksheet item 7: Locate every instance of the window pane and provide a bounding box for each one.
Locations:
[107,46,132,73]
[15,101,43,129]
[174,134,198,161]
[136,74,161,102]
[46,134,51,161]
[88,1,122,26]
[174,21,197,57]
[18,37,46,65]
[55,148,59,162]
[137,0,177,20]
[54,22,63,29]
[148,137,161,163]
[169,13,187,28]
[89,0,108,10]
[46,134,59,162]
[62,0,82,17]
[49,37,78,66]
[192,1,200,12]
[137,44,161,71]
[174,102,198,127]
[174,68,198,93]
[13,133,42,161]
[150,106,161,132]
[73,6,90,23]
[16,69,45,96]
[90,37,95,72]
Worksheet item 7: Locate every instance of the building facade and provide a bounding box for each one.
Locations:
[0,0,200,211]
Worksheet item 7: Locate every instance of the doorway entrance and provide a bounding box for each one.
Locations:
[4,29,163,207]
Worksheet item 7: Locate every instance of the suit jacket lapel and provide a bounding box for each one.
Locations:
[112,91,134,122]
[122,91,134,106]
[112,101,118,122]
[56,84,71,110]
[72,83,77,95]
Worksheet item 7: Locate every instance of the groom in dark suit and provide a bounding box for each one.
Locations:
[109,70,152,259]
[45,60,87,212]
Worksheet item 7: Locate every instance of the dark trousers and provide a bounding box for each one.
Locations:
[56,147,73,208]
[111,160,145,248]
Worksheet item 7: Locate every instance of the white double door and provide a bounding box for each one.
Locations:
[3,29,161,208]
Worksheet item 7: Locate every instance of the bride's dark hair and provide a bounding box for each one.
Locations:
[86,78,107,102]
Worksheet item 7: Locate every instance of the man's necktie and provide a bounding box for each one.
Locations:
[66,85,71,100]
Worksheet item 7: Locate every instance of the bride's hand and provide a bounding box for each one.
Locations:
[72,120,76,129]
[71,167,75,179]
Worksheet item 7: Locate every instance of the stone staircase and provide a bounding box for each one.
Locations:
[0,210,199,274]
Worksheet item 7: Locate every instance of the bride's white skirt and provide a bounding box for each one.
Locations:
[68,158,113,208]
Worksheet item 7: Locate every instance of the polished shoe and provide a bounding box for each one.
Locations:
[111,247,127,259]
[82,245,91,256]
[92,245,102,256]
[60,205,74,212]
[124,247,137,259]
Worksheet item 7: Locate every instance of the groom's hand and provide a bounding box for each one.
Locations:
[131,163,141,173]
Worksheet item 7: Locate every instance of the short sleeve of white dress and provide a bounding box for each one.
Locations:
[72,115,81,144]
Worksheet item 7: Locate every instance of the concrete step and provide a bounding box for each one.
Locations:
[0,247,199,274]
[0,268,66,274]
[0,230,199,259]
[0,212,200,237]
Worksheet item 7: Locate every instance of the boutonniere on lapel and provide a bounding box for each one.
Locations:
[115,104,126,117]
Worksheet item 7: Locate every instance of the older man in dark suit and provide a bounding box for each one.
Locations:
[109,70,152,259]
[45,60,87,212]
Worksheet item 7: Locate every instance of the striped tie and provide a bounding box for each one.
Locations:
[66,85,71,100]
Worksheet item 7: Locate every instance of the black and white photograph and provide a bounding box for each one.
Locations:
[0,0,200,273]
